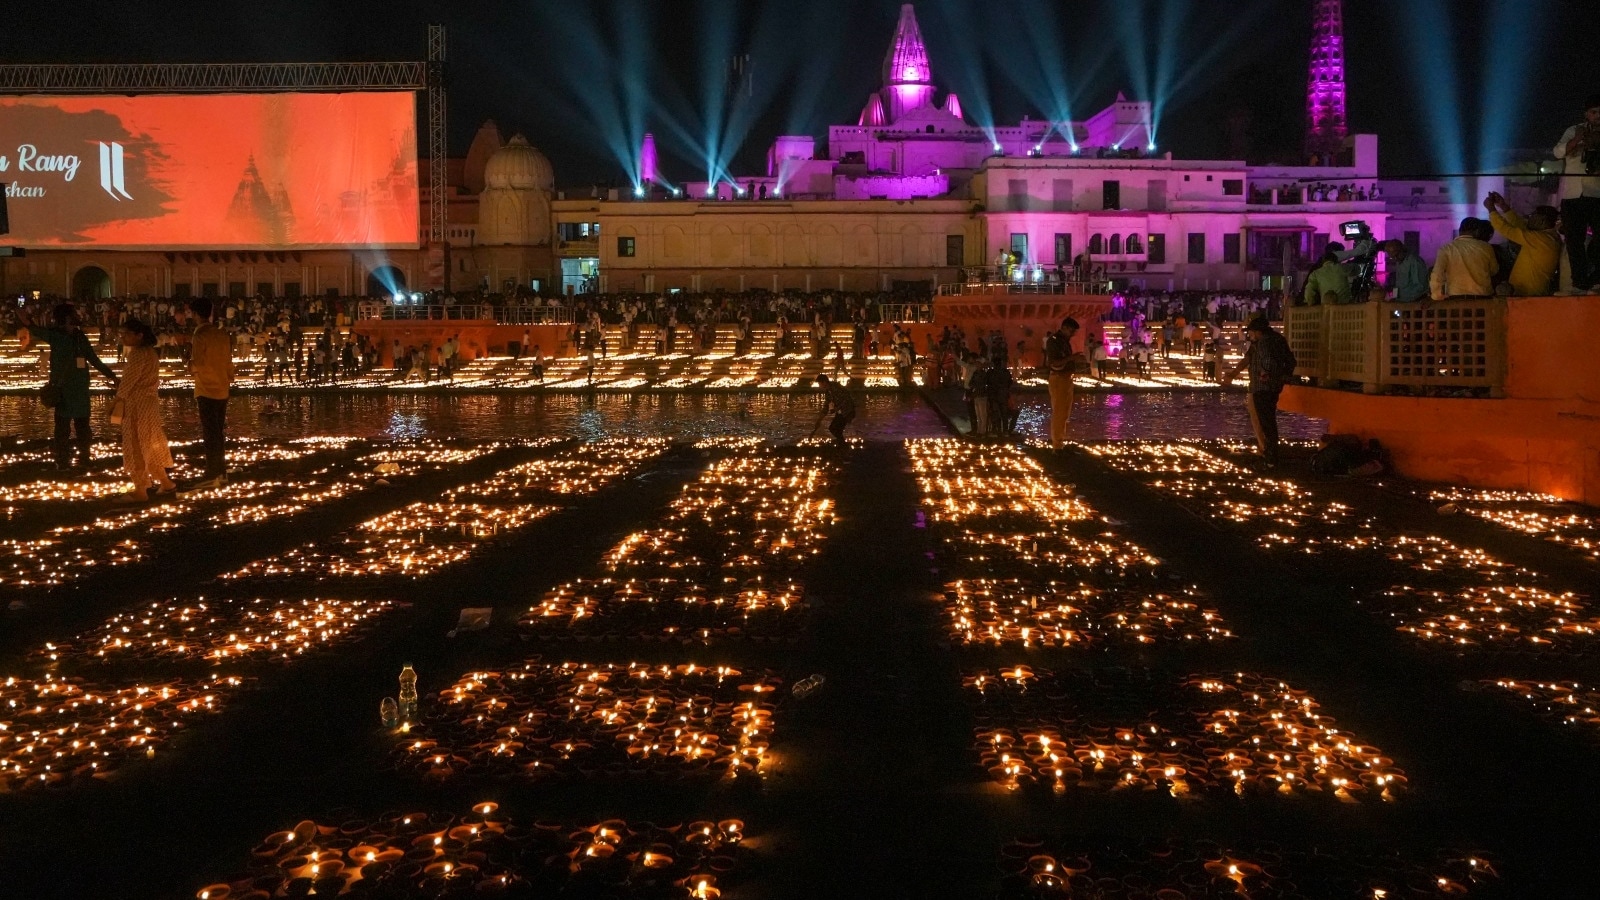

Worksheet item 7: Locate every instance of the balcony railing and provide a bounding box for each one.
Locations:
[362,304,578,325]
[1284,298,1506,396]
[879,303,935,324]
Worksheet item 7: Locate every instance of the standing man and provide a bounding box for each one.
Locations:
[1553,95,1600,292]
[1382,240,1430,302]
[19,303,117,471]
[1043,317,1084,450]
[188,298,234,489]
[812,373,857,447]
[1484,193,1562,297]
[1223,316,1297,469]
[1429,218,1499,301]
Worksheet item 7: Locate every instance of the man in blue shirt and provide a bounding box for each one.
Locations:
[1382,241,1429,302]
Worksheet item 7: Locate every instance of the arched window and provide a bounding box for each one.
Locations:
[1126,234,1143,254]
[1109,234,1123,255]
[1088,234,1104,254]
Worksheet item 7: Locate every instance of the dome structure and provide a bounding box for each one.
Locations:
[483,135,555,193]
[477,135,554,247]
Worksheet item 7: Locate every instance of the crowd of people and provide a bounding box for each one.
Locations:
[1297,95,1600,306]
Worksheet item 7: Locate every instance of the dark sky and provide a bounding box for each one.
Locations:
[5,0,1595,185]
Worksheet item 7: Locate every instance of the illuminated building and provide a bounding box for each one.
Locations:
[0,2,1477,302]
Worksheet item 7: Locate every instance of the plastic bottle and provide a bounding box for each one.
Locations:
[398,664,418,721]
[380,697,398,728]
[791,674,825,699]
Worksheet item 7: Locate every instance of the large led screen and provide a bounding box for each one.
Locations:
[0,92,419,249]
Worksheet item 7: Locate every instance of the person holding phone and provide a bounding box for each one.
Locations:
[17,303,118,471]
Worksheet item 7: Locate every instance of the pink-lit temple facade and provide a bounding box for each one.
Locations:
[566,3,1479,296]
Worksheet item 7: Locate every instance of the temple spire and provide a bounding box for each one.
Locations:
[883,4,932,87]
[1305,0,1349,161]
[876,4,937,124]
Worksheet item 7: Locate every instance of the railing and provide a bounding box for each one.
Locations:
[1284,298,1506,396]
[938,280,1112,297]
[494,306,579,326]
[879,303,935,324]
[362,304,578,325]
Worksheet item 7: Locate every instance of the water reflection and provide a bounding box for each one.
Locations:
[0,391,1322,445]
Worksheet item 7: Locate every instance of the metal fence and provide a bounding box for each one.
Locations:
[879,303,935,324]
[1284,298,1506,396]
[364,304,577,325]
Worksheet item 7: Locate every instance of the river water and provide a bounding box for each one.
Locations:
[0,392,1326,445]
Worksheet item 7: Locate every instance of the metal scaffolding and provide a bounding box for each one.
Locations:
[0,62,426,93]
[427,25,448,248]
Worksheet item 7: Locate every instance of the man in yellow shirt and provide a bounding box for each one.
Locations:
[1429,218,1499,301]
[188,299,235,489]
[1484,192,1561,296]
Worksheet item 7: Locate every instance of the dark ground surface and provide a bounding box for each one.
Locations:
[0,408,1596,898]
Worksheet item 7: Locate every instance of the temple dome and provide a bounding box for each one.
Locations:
[483,135,555,192]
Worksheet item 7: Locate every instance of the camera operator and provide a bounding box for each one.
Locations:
[1553,94,1600,292]
[1335,221,1380,298]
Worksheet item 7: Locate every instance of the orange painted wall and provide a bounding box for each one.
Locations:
[1282,296,1600,505]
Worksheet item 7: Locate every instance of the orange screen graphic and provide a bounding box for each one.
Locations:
[0,92,419,249]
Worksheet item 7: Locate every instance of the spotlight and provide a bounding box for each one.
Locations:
[992,142,1003,152]
[633,186,645,198]
[1147,142,1157,151]
[705,185,716,198]
[673,188,683,197]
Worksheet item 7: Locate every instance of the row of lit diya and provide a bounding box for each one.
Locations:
[964,668,1406,802]
[1081,442,1539,580]
[0,442,501,589]
[1376,584,1600,653]
[517,455,835,641]
[1485,679,1600,738]
[31,596,405,667]
[195,807,747,900]
[0,439,315,509]
[224,440,670,581]
[1081,442,1600,658]
[943,579,1232,648]
[1083,442,1363,537]
[996,837,1501,899]
[906,440,1230,648]
[1423,486,1600,564]
[0,672,247,791]
[519,576,806,643]
[387,662,777,782]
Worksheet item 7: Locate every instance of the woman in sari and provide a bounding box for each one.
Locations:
[114,318,177,503]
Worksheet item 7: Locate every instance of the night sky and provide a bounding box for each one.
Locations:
[6,0,1595,185]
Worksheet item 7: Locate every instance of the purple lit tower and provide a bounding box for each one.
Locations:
[639,133,659,188]
[877,4,936,123]
[1305,0,1349,161]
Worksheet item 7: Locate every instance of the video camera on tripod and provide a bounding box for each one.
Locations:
[1338,220,1379,298]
